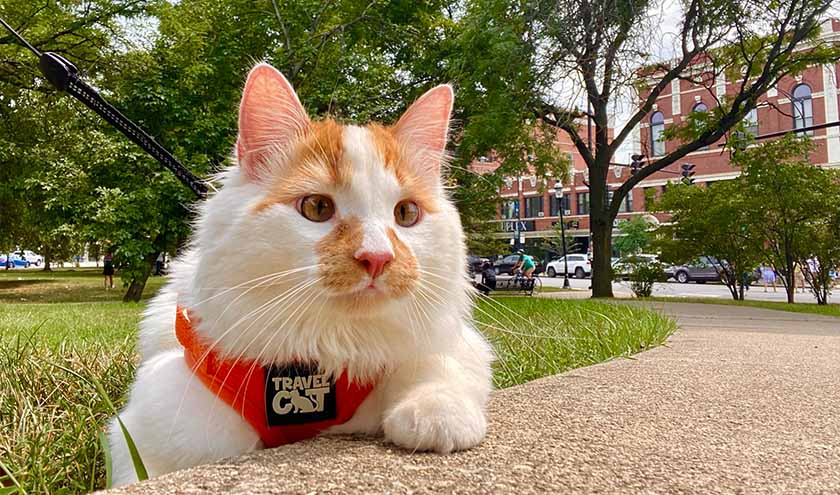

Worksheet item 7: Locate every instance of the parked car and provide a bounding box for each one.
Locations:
[667,256,722,283]
[612,254,661,280]
[545,254,592,279]
[20,250,43,266]
[493,254,544,276]
[0,253,31,268]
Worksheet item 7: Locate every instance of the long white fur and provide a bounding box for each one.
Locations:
[108,81,493,487]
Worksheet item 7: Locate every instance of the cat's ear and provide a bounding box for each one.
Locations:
[393,85,453,175]
[237,63,310,181]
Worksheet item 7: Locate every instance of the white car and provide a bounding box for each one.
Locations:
[545,254,591,279]
[20,250,44,266]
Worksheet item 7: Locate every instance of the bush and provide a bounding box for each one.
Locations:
[618,256,667,298]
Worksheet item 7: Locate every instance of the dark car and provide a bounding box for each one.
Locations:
[667,256,722,283]
[492,254,544,276]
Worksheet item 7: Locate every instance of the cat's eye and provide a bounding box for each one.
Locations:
[394,200,421,227]
[299,195,335,222]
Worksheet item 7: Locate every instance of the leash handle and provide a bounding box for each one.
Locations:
[37,53,208,199]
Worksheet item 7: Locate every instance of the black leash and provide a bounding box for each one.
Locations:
[0,16,208,199]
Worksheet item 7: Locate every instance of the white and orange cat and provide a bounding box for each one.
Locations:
[108,63,493,486]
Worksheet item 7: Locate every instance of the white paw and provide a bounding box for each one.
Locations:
[383,387,487,453]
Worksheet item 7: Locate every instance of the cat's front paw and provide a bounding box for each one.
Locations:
[383,387,487,453]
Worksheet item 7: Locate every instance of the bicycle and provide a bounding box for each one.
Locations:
[512,270,542,296]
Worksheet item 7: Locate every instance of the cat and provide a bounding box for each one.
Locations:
[107,62,494,487]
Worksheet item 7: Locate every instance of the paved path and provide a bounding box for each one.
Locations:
[107,303,840,494]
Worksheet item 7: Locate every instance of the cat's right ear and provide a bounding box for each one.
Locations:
[237,63,310,181]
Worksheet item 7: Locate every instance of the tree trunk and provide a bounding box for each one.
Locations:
[123,252,159,303]
[590,209,614,298]
[784,269,795,304]
[42,247,52,272]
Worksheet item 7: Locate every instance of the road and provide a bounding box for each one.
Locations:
[535,273,827,303]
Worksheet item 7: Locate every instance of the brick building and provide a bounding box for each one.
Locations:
[482,19,840,258]
[635,19,840,194]
[480,123,649,255]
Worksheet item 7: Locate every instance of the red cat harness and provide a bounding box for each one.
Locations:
[175,307,374,448]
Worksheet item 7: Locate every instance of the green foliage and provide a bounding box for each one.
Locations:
[654,180,762,300]
[613,216,653,256]
[615,256,666,298]
[654,135,840,304]
[733,135,840,304]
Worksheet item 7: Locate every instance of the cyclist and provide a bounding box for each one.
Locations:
[512,249,536,279]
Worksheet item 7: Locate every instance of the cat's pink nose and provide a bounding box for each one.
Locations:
[355,251,394,279]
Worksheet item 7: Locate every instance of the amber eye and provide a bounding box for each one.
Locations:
[299,195,335,222]
[394,200,421,227]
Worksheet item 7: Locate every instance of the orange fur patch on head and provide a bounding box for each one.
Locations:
[252,118,348,212]
[385,228,419,297]
[367,124,441,215]
[317,217,366,292]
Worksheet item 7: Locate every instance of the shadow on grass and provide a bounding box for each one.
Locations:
[0,279,45,289]
[0,269,166,304]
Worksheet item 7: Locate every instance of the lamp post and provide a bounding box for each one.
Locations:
[554,187,571,289]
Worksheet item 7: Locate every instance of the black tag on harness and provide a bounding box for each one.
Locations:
[264,363,337,426]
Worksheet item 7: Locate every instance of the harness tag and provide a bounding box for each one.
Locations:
[265,363,337,426]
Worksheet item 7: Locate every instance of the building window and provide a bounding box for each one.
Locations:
[576,192,590,215]
[692,102,709,150]
[643,187,656,211]
[550,194,571,216]
[650,112,665,157]
[619,192,633,213]
[744,107,759,136]
[501,200,518,219]
[792,84,813,134]
[524,196,543,218]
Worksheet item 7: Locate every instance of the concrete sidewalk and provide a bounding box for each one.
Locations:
[107,303,840,494]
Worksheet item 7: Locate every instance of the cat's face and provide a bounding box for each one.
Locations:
[188,64,468,371]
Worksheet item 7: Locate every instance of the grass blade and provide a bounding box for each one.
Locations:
[99,431,113,489]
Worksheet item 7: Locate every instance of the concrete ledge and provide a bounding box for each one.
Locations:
[105,304,840,494]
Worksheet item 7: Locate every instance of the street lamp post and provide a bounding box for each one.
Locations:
[554,187,571,289]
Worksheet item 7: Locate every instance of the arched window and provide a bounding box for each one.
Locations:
[692,103,709,149]
[792,84,813,134]
[650,112,665,156]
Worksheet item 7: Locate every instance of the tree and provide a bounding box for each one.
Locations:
[735,135,836,304]
[613,216,653,257]
[463,0,840,297]
[799,207,840,305]
[0,1,150,270]
[654,181,762,301]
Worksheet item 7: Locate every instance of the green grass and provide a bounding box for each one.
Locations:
[645,296,840,318]
[0,272,676,493]
[476,297,677,388]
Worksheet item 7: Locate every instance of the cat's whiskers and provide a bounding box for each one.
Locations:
[200,277,323,440]
[187,266,317,309]
[224,278,324,432]
[172,276,318,437]
[201,265,319,337]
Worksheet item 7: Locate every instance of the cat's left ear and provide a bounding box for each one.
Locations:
[393,85,453,176]
[237,63,310,181]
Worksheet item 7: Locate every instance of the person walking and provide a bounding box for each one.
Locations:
[103,252,115,289]
[760,265,777,292]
